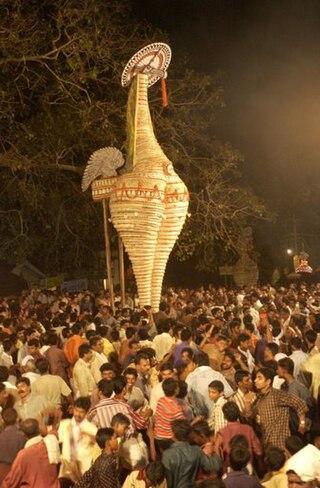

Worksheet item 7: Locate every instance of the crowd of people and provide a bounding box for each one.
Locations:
[0,283,320,487]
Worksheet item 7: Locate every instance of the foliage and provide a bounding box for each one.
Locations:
[0,0,267,275]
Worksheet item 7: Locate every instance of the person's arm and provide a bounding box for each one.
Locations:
[279,391,308,433]
[74,463,94,488]
[199,447,222,473]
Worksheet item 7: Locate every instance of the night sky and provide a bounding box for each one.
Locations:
[135,0,320,273]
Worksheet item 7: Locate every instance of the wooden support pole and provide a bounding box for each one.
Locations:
[102,199,115,312]
[118,236,126,308]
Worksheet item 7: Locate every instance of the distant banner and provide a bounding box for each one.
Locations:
[61,279,88,293]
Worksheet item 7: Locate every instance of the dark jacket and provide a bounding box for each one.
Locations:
[162,441,221,488]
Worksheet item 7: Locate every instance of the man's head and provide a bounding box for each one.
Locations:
[27,338,40,356]
[208,380,224,402]
[113,376,127,397]
[35,358,50,375]
[16,377,31,400]
[89,336,104,354]
[162,378,179,398]
[110,413,130,438]
[191,420,211,446]
[264,342,279,361]
[145,462,166,487]
[73,397,91,423]
[78,343,93,363]
[159,362,174,381]
[172,419,191,442]
[237,333,250,351]
[2,408,18,426]
[222,401,240,422]
[181,348,193,364]
[254,368,274,393]
[96,427,118,452]
[134,353,151,375]
[216,336,229,353]
[180,328,192,343]
[21,418,40,439]
[264,446,286,472]
[277,357,295,379]
[229,445,250,471]
[221,352,235,371]
[235,370,251,393]
[98,379,114,399]
[123,367,137,389]
[100,363,116,380]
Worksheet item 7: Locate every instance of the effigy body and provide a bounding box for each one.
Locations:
[92,73,189,310]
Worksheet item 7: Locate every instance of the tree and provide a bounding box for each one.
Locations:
[0,0,266,275]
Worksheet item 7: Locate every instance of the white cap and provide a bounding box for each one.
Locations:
[21,355,34,367]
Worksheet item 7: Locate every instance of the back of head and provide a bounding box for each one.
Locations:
[35,358,49,374]
[21,418,40,439]
[195,353,210,367]
[172,419,191,442]
[98,379,114,398]
[229,446,250,471]
[162,378,178,397]
[111,412,130,427]
[285,435,306,456]
[264,446,286,471]
[3,408,18,426]
[113,376,126,395]
[145,462,166,485]
[96,427,114,449]
[222,401,240,422]
[278,357,295,376]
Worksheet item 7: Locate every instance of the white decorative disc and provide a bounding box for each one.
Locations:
[121,42,172,88]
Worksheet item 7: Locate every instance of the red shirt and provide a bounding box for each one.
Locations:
[154,396,185,439]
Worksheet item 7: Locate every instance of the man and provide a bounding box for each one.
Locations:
[124,367,147,410]
[173,329,197,366]
[44,333,69,384]
[289,337,308,378]
[154,378,186,451]
[162,419,221,488]
[87,378,146,432]
[2,419,60,488]
[0,339,14,369]
[59,397,98,485]
[186,353,234,417]
[98,326,115,360]
[73,343,96,398]
[201,332,229,371]
[27,338,43,361]
[254,367,308,449]
[122,461,167,488]
[64,323,85,368]
[220,351,237,390]
[135,353,152,400]
[149,363,174,413]
[74,428,119,488]
[237,333,255,373]
[15,377,49,420]
[32,358,73,408]
[90,336,108,383]
[152,320,174,361]
[21,356,40,384]
[277,357,312,406]
[231,370,256,419]
[0,408,25,484]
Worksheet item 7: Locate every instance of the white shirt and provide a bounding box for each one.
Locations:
[186,366,234,417]
[289,350,309,378]
[152,333,174,361]
[149,382,165,413]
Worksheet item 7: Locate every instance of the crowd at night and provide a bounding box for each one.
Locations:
[0,284,320,487]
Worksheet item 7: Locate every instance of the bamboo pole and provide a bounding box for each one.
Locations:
[102,199,115,311]
[118,236,126,308]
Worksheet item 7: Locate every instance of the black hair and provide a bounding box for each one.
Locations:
[305,329,317,345]
[264,446,286,471]
[113,376,126,395]
[177,380,188,399]
[181,329,192,342]
[162,378,179,397]
[74,397,91,412]
[0,366,9,382]
[97,379,114,398]
[208,380,224,393]
[229,446,250,471]
[278,357,295,376]
[78,343,91,358]
[145,462,166,484]
[171,419,190,441]
[196,481,226,488]
[35,358,50,374]
[222,401,240,422]
[2,408,18,426]
[289,337,302,350]
[21,418,40,439]
[194,353,210,367]
[265,342,279,357]
[191,420,211,438]
[124,367,137,378]
[16,377,31,387]
[237,333,250,346]
[96,427,114,449]
[159,362,174,372]
[100,363,115,373]
[257,367,275,383]
[111,413,130,426]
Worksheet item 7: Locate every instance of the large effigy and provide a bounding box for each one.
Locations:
[82,43,189,311]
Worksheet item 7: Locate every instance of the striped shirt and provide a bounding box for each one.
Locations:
[154,396,186,440]
[87,397,146,432]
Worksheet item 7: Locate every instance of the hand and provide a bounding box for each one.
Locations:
[298,421,306,434]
